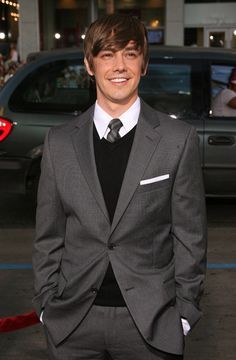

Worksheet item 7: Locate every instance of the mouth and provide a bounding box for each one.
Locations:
[109,77,129,84]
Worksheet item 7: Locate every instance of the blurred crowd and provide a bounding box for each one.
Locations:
[0,43,24,89]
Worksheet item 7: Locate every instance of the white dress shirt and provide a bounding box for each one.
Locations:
[94,97,140,140]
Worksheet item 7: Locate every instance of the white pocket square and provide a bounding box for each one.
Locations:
[140,174,169,185]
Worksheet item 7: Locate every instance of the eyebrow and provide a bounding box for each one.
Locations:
[124,46,139,51]
[100,48,115,52]
[100,45,140,53]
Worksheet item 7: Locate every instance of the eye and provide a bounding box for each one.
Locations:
[126,51,138,59]
[100,51,113,59]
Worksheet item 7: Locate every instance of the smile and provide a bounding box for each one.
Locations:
[110,78,129,83]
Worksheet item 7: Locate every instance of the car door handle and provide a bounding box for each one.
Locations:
[208,136,235,146]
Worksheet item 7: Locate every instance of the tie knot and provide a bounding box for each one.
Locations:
[108,118,122,131]
[106,118,122,143]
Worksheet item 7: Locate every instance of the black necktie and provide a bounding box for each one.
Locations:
[107,118,122,143]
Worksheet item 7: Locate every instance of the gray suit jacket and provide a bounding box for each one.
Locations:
[32,100,207,355]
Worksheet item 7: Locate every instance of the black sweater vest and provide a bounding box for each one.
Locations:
[93,125,136,306]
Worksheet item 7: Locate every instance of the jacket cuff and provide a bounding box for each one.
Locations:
[32,289,56,317]
[177,298,202,328]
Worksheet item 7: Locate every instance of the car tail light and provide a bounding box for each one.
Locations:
[0,117,13,142]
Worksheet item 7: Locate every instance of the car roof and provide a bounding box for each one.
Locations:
[27,47,85,62]
[27,45,236,63]
[149,45,236,61]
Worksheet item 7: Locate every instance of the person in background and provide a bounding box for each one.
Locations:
[212,67,236,116]
[32,14,207,360]
[4,62,18,83]
[9,42,18,63]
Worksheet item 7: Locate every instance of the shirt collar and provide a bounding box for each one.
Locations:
[93,97,140,139]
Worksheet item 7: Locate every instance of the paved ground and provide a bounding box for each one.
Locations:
[0,195,236,359]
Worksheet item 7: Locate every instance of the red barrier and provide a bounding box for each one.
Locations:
[0,311,40,332]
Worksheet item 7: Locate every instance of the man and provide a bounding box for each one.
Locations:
[212,67,236,116]
[32,14,207,360]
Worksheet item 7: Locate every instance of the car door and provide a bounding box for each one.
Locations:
[139,56,205,166]
[204,61,236,196]
[0,54,96,193]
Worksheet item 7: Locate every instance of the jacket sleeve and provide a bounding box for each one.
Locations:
[171,126,207,328]
[32,129,66,316]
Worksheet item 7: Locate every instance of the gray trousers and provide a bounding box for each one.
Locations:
[45,305,184,360]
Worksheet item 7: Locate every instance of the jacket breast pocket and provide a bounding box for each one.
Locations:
[137,178,171,194]
[135,180,172,214]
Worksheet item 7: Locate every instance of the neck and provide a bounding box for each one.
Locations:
[97,96,138,118]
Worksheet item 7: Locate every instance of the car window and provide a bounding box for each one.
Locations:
[211,64,236,118]
[139,63,192,118]
[9,59,93,114]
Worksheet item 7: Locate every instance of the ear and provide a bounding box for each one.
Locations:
[141,63,148,77]
[84,58,94,76]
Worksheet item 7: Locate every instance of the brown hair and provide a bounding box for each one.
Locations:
[84,14,149,73]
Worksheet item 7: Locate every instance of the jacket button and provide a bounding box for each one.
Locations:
[91,288,98,294]
[108,243,116,250]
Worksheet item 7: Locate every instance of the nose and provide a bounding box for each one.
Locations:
[112,52,126,72]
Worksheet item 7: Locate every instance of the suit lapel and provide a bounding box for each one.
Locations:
[71,106,110,223]
[111,101,162,234]
[70,102,162,233]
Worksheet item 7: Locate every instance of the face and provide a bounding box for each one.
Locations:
[84,41,146,113]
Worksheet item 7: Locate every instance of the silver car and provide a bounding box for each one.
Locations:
[0,46,236,197]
